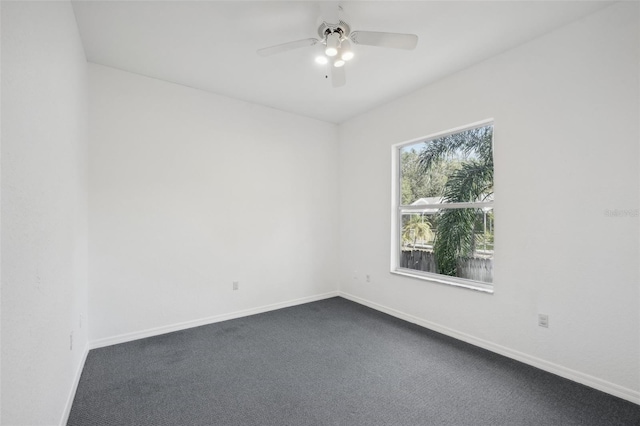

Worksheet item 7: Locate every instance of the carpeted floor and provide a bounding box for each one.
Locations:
[68,297,640,425]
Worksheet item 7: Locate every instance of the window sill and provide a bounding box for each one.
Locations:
[391,268,494,294]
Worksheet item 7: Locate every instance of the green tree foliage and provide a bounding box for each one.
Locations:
[401,148,462,205]
[416,126,494,277]
[401,214,434,247]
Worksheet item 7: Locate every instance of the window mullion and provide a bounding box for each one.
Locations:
[400,201,493,212]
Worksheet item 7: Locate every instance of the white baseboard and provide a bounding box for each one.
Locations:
[338,291,640,405]
[60,342,90,426]
[89,291,339,350]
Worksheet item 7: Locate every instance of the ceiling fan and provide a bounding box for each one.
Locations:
[257,8,418,88]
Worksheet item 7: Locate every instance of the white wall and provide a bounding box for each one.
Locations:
[338,2,639,402]
[1,2,89,425]
[88,64,339,343]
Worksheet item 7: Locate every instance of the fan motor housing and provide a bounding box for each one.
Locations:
[317,20,350,40]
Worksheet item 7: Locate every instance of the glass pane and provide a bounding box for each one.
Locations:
[400,125,493,206]
[400,212,437,273]
[400,208,493,283]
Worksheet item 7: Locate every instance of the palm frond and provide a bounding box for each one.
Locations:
[433,208,477,276]
[443,160,493,203]
[417,126,493,172]
[402,215,434,246]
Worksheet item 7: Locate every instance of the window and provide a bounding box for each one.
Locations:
[391,121,494,292]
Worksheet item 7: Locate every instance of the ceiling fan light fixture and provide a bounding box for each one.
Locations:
[340,40,354,61]
[325,32,340,57]
[257,15,419,88]
[341,51,354,61]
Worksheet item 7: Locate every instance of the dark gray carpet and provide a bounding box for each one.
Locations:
[68,297,640,426]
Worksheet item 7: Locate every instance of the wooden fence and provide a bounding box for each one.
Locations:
[400,250,493,283]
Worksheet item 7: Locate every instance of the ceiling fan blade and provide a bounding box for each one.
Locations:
[257,38,318,57]
[350,31,418,50]
[331,65,346,88]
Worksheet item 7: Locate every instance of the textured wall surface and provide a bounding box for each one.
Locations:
[1,2,89,425]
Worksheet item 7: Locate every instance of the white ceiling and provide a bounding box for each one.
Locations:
[71,1,614,123]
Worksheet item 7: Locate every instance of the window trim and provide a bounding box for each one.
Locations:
[390,119,494,293]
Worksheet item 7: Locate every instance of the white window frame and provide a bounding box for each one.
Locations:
[390,119,494,293]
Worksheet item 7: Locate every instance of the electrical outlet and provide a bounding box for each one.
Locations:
[233,281,239,291]
[366,274,371,283]
[538,314,549,328]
